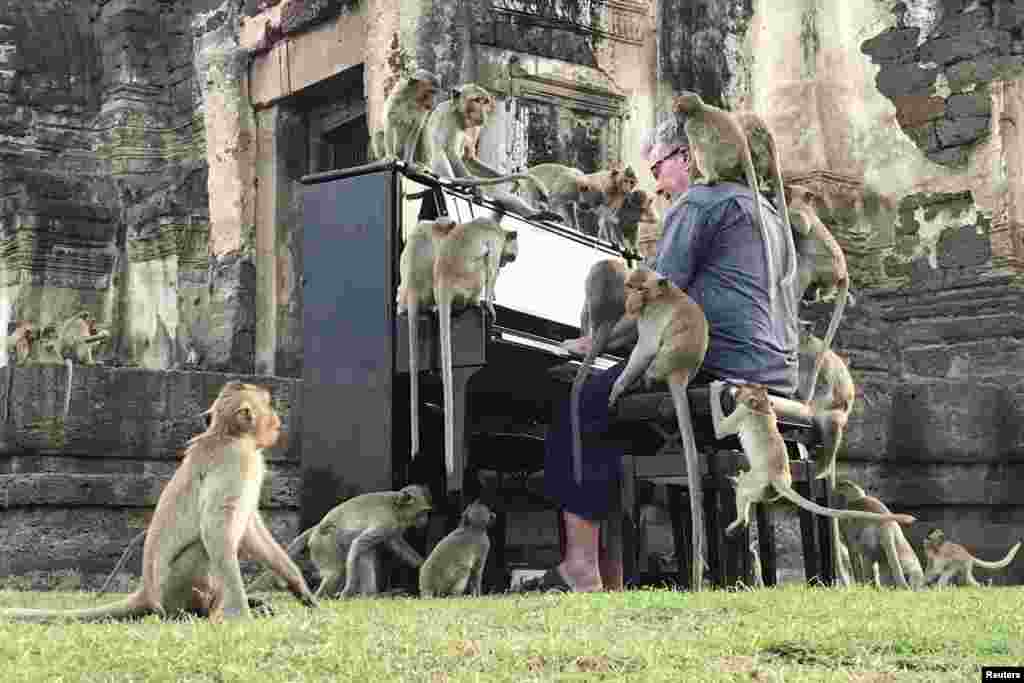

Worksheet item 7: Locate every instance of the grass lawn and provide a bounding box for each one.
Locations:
[0,584,1020,682]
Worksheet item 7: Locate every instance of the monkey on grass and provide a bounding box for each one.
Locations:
[0,381,317,622]
[922,527,1022,587]
[248,484,433,598]
[835,480,924,589]
[419,500,495,598]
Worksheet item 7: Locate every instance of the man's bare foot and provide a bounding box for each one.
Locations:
[561,336,593,356]
[559,561,603,592]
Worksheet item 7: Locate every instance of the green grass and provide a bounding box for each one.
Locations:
[0,584,1020,682]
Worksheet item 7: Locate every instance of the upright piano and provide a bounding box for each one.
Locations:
[300,160,833,589]
[300,159,631,529]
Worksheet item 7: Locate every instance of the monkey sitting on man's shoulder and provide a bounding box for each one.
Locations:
[419,500,494,598]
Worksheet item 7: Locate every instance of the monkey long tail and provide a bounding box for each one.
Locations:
[775,484,916,525]
[803,281,849,403]
[972,541,1022,570]
[408,297,422,460]
[96,529,147,597]
[668,374,708,590]
[437,289,456,477]
[0,597,154,623]
[446,173,549,197]
[63,358,73,418]
[569,323,613,486]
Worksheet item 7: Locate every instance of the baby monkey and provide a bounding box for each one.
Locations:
[419,500,494,598]
[922,528,1021,587]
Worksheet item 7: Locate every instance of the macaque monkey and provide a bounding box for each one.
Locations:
[607,267,709,589]
[799,327,857,583]
[57,311,111,418]
[0,382,317,622]
[570,259,627,485]
[835,480,924,589]
[397,218,458,460]
[6,321,35,364]
[433,217,518,477]
[786,183,852,404]
[674,94,794,310]
[418,500,494,598]
[716,384,916,538]
[378,69,440,166]
[425,83,561,222]
[249,485,432,598]
[607,189,660,253]
[524,164,637,233]
[798,329,854,482]
[922,528,1022,587]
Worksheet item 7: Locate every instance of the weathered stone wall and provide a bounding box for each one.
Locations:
[652,0,1024,583]
[0,365,302,590]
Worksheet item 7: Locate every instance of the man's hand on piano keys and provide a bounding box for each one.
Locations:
[561,336,593,357]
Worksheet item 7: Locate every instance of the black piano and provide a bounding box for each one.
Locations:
[300,160,833,590]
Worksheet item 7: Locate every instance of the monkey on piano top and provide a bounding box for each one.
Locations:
[520,109,801,594]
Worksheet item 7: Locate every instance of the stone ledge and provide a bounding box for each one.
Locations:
[0,366,302,463]
[0,471,302,510]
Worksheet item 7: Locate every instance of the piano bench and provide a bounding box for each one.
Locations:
[607,385,836,590]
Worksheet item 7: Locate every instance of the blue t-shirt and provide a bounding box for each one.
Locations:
[654,182,800,395]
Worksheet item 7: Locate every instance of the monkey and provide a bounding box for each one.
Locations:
[570,259,627,485]
[714,383,916,538]
[922,527,1022,587]
[424,83,562,222]
[674,94,795,311]
[377,69,440,167]
[433,217,518,477]
[834,480,924,589]
[798,326,857,581]
[183,343,202,370]
[798,328,855,482]
[397,218,458,461]
[599,188,660,253]
[56,311,111,418]
[606,267,709,590]
[248,484,433,598]
[6,321,35,365]
[0,381,317,622]
[523,164,638,233]
[785,183,853,404]
[418,500,494,598]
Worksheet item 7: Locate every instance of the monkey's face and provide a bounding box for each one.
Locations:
[463,501,495,529]
[396,485,433,527]
[617,170,638,195]
[415,81,437,112]
[623,268,656,318]
[500,230,518,266]
[462,90,494,128]
[924,528,945,548]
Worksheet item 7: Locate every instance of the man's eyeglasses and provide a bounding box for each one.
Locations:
[650,146,689,179]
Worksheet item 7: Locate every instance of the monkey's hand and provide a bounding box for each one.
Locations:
[290,581,318,609]
[608,378,627,408]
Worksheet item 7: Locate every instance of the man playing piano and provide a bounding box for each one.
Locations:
[520,112,801,593]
